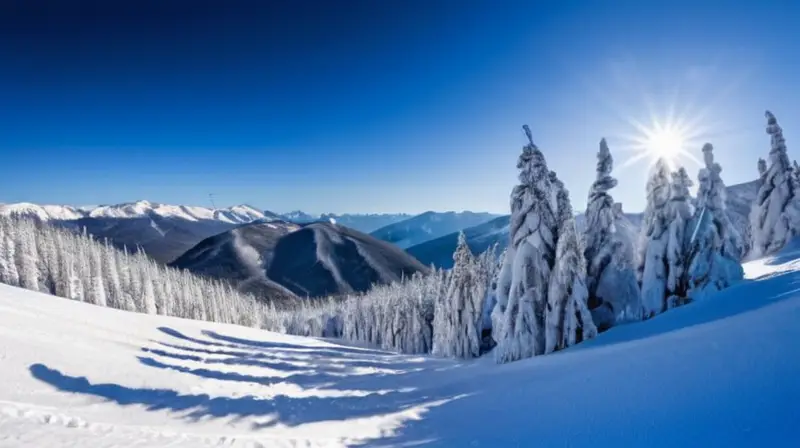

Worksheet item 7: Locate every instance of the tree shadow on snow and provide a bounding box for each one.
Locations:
[28,325,469,438]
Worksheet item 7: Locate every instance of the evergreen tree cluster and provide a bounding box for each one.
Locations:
[0,217,268,328]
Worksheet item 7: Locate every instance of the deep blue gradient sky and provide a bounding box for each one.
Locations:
[1,0,798,214]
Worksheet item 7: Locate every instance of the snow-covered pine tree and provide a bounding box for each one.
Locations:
[15,222,40,291]
[583,139,642,330]
[664,167,694,307]
[687,143,744,299]
[87,244,107,307]
[750,111,800,257]
[758,158,768,181]
[433,231,486,358]
[494,125,558,363]
[545,176,597,353]
[0,219,19,286]
[638,159,672,317]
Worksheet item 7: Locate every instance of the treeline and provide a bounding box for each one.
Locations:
[0,217,269,327]
[0,215,499,357]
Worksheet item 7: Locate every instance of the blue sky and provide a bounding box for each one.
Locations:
[1,0,798,214]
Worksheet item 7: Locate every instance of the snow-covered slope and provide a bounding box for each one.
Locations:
[1,250,798,446]
[370,211,499,249]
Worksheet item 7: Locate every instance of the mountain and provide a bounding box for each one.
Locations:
[1,200,276,263]
[408,180,756,269]
[169,221,301,300]
[1,248,796,446]
[279,211,412,233]
[369,211,500,249]
[407,215,510,268]
[172,221,429,299]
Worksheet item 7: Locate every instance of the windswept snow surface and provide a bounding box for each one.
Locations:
[1,253,799,447]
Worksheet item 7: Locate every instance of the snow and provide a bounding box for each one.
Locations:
[1,252,799,446]
[0,203,84,221]
[1,200,267,225]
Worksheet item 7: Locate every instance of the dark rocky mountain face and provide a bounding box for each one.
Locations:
[171,221,428,300]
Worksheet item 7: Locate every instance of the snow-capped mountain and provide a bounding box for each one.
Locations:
[1,200,274,225]
[172,220,429,298]
[0,202,86,221]
[280,211,412,233]
[370,211,500,249]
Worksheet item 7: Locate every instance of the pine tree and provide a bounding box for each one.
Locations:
[0,219,19,286]
[432,232,485,358]
[15,223,40,291]
[687,143,745,298]
[757,158,768,181]
[665,167,694,306]
[494,125,558,363]
[545,178,597,353]
[88,245,107,307]
[638,159,672,317]
[583,139,642,330]
[750,111,800,257]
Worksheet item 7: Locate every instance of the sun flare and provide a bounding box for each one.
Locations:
[645,125,685,161]
[617,116,702,171]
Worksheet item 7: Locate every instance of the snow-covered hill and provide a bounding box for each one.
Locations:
[1,249,797,446]
[370,211,500,249]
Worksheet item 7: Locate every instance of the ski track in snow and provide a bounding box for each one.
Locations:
[2,253,800,446]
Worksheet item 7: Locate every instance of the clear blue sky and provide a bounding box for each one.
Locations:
[1,0,798,214]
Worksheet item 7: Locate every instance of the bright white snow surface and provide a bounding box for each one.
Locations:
[2,254,799,447]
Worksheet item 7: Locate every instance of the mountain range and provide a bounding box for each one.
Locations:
[0,201,416,263]
[369,211,500,249]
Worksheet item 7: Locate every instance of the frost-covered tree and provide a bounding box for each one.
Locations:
[432,232,487,358]
[638,159,672,317]
[758,158,768,181]
[15,223,40,291]
[750,111,800,257]
[583,139,642,330]
[664,167,694,306]
[545,179,597,353]
[493,125,558,363]
[687,143,744,299]
[0,219,19,286]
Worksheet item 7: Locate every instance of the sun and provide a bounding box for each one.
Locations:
[617,116,702,171]
[645,125,685,161]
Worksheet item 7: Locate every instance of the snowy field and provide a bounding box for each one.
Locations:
[1,253,799,447]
